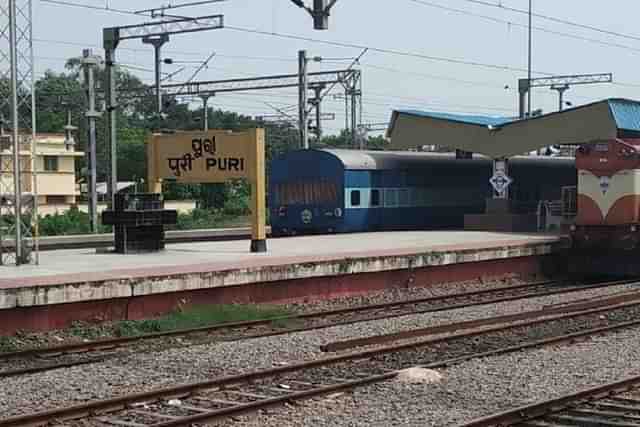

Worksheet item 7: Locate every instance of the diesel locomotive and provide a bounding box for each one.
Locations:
[569,138,640,276]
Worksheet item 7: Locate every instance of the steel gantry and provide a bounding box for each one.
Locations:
[161,69,360,96]
[518,73,613,117]
[160,68,362,149]
[102,14,224,208]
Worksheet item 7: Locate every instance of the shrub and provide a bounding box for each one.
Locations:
[37,207,110,236]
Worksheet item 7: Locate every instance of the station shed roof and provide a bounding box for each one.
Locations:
[387,98,640,158]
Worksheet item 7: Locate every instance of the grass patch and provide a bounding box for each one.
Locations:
[114,304,293,337]
[68,321,113,341]
[0,336,19,352]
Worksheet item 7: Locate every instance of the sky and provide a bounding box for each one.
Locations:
[30,0,640,135]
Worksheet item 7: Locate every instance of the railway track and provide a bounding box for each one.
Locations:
[5,286,640,426]
[461,375,640,426]
[1,278,632,378]
[11,227,266,251]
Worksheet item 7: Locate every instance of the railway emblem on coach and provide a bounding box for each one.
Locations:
[489,170,513,195]
[599,176,610,194]
[301,209,313,224]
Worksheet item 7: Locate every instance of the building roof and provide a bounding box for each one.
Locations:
[394,110,515,127]
[387,98,640,158]
[96,182,136,195]
[607,98,640,133]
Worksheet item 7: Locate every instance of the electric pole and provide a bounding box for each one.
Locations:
[527,0,532,118]
[200,94,212,131]
[298,50,309,149]
[143,34,170,114]
[9,0,21,263]
[0,0,37,265]
[310,85,324,141]
[102,14,224,207]
[290,0,339,30]
[551,84,570,112]
[81,49,101,233]
[103,39,118,208]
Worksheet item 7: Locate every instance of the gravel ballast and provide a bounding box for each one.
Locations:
[228,328,640,427]
[2,281,640,417]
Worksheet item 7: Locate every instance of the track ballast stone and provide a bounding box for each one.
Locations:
[1,280,639,418]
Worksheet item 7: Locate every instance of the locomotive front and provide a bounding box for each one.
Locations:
[570,139,640,276]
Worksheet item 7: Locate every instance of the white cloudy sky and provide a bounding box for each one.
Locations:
[32,0,640,133]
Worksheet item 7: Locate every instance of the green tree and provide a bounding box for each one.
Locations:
[35,70,85,134]
[117,128,148,182]
[319,129,388,150]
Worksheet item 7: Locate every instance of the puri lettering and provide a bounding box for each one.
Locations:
[167,153,194,177]
[191,137,216,158]
[206,157,245,172]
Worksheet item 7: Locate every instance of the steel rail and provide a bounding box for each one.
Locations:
[5,294,640,427]
[0,279,560,360]
[0,357,107,378]
[0,279,634,380]
[424,317,640,370]
[321,297,640,354]
[148,373,398,427]
[9,227,265,251]
[459,375,640,426]
[321,288,640,352]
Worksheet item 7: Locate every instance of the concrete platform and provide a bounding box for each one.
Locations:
[0,231,566,333]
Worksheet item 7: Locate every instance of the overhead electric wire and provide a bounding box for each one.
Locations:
[40,0,552,75]
[458,0,640,43]
[405,0,640,55]
[224,25,551,75]
[135,0,227,15]
[40,0,138,16]
[35,0,640,115]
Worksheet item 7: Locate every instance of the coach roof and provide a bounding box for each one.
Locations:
[319,149,487,170]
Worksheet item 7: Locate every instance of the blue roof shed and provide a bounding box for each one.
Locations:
[388,98,640,157]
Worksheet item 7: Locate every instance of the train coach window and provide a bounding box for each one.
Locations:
[351,190,361,207]
[371,189,380,207]
[398,189,409,207]
[385,189,398,207]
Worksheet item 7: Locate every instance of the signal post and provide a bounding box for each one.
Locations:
[147,128,267,253]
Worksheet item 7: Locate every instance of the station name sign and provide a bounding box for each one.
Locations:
[147,129,267,253]
[148,130,257,183]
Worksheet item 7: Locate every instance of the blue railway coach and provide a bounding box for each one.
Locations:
[269,149,575,236]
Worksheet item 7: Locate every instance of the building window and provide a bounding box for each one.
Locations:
[46,195,67,205]
[371,189,380,207]
[44,156,58,172]
[350,190,361,207]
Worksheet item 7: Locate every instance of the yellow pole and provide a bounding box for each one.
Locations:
[146,134,162,194]
[250,128,267,253]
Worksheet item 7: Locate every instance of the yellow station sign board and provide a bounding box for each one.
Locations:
[147,128,267,252]
[148,129,261,183]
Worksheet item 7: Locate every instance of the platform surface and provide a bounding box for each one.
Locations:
[1,231,560,284]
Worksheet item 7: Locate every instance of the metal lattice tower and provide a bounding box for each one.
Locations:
[0,0,37,266]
